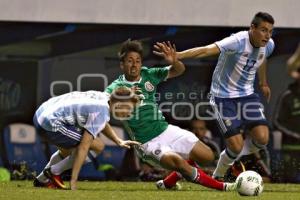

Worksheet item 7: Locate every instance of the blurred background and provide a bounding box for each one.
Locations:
[0,0,299,183]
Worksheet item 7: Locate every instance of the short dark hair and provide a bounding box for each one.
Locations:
[118,39,143,61]
[251,12,274,27]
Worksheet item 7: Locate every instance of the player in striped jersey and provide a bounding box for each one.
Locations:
[33,88,140,190]
[155,12,275,180]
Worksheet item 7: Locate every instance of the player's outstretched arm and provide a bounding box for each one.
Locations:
[258,60,271,102]
[153,41,185,79]
[102,123,141,148]
[177,43,220,59]
[70,130,93,190]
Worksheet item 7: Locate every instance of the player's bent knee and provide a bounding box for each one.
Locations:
[226,135,244,154]
[90,138,105,154]
[160,153,186,171]
[227,142,243,154]
[190,141,215,163]
[201,150,215,162]
[256,137,269,146]
[58,147,73,158]
[256,132,269,145]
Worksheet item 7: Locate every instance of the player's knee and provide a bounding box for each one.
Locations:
[190,141,215,163]
[255,132,269,146]
[205,149,215,162]
[161,153,186,171]
[256,135,269,146]
[91,139,105,154]
[227,142,243,154]
[251,126,269,145]
[58,148,72,158]
[93,144,105,155]
[226,135,244,154]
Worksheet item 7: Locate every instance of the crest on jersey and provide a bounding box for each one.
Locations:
[154,149,161,155]
[224,119,232,127]
[145,81,154,92]
[259,54,264,60]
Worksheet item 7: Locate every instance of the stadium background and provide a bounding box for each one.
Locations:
[0,0,299,183]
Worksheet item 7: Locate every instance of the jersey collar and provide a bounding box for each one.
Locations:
[121,74,143,84]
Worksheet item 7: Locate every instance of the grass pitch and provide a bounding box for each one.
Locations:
[0,181,299,200]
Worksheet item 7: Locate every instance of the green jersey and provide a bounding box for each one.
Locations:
[105,66,169,143]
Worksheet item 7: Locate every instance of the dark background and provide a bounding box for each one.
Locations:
[0,22,299,130]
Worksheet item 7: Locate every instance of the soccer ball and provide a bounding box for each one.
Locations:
[235,170,264,196]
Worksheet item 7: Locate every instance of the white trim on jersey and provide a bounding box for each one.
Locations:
[209,95,228,134]
[59,126,82,141]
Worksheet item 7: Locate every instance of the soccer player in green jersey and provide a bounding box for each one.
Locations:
[105,39,236,191]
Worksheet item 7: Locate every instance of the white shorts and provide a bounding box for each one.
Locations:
[140,124,198,164]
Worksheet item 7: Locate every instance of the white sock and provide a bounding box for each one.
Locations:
[51,150,98,175]
[249,139,265,153]
[237,136,252,159]
[37,150,63,183]
[213,150,236,178]
[51,152,75,175]
[238,136,265,159]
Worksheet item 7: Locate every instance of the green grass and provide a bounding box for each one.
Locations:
[0,181,299,200]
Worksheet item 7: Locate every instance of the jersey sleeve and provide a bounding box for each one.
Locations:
[105,80,121,94]
[265,39,275,57]
[215,34,240,53]
[83,107,110,138]
[146,66,170,84]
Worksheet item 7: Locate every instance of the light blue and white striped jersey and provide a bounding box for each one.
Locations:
[35,91,110,138]
[210,31,275,98]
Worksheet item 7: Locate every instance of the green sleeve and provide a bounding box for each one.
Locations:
[147,66,170,84]
[105,81,119,94]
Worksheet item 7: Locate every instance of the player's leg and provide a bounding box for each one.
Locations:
[148,125,235,191]
[213,134,244,179]
[211,96,244,179]
[157,127,221,189]
[46,137,105,178]
[43,147,72,189]
[159,139,215,188]
[188,141,236,190]
[240,93,269,157]
[249,125,269,152]
[189,140,215,163]
[35,148,72,186]
[156,125,212,189]
[159,152,234,191]
[35,125,83,189]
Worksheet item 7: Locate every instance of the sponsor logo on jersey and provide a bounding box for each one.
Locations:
[145,81,154,92]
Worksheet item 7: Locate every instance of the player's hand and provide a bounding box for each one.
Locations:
[260,85,271,103]
[70,179,77,190]
[118,140,141,149]
[290,70,300,79]
[131,86,142,95]
[153,41,178,65]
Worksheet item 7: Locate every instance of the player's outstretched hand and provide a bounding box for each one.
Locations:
[118,140,141,149]
[260,85,271,103]
[153,41,178,65]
